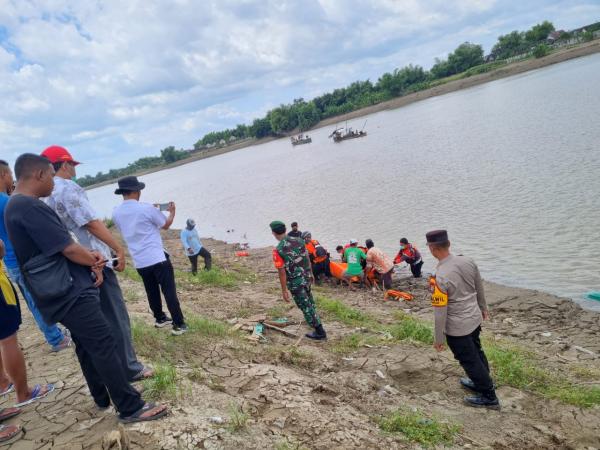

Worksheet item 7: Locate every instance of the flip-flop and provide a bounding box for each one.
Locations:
[131,367,154,382]
[119,402,168,424]
[14,383,55,408]
[0,424,22,444]
[0,408,21,422]
[0,383,14,397]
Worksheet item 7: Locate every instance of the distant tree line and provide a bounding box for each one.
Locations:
[77,146,188,187]
[78,20,598,188]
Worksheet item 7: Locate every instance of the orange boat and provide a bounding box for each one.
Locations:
[329,261,375,284]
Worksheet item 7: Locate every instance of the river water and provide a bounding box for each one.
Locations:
[88,53,600,310]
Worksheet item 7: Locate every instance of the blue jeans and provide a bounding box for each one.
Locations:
[6,265,65,347]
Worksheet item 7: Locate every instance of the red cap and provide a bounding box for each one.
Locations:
[41,145,81,166]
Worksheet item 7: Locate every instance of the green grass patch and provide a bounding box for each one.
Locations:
[268,346,316,369]
[227,402,249,432]
[121,266,142,282]
[229,262,259,283]
[267,304,292,319]
[175,267,238,289]
[389,312,434,345]
[187,315,229,337]
[379,409,460,448]
[131,320,165,357]
[331,333,384,354]
[142,362,178,400]
[316,295,376,327]
[484,340,600,408]
[131,315,235,363]
[122,287,139,303]
[571,365,600,381]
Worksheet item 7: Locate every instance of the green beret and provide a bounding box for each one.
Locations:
[269,220,285,231]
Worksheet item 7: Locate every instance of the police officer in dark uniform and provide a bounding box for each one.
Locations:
[426,229,499,409]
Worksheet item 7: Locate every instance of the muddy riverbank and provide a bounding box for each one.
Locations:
[2,232,600,449]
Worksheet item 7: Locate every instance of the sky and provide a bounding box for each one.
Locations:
[1,0,598,176]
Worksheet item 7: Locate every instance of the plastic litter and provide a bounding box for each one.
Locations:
[586,292,600,301]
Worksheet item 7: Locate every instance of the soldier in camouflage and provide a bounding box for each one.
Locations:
[270,220,327,340]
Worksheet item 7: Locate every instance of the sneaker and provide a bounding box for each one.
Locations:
[51,336,72,352]
[464,394,501,410]
[154,317,173,328]
[171,324,188,336]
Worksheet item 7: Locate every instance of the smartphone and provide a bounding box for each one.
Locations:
[158,202,170,211]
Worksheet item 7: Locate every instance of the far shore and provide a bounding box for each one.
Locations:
[86,39,600,191]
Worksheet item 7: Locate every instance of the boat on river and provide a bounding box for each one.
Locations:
[291,134,312,146]
[330,129,367,142]
[329,122,367,142]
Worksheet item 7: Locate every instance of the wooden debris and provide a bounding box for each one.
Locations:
[263,322,299,338]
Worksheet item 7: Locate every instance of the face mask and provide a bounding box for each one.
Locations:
[399,245,405,250]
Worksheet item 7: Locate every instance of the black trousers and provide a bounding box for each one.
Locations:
[137,259,185,326]
[410,260,423,278]
[188,247,212,274]
[60,291,144,416]
[446,326,496,399]
[312,258,331,282]
[99,268,144,381]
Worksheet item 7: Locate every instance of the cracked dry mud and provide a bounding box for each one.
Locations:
[3,231,600,449]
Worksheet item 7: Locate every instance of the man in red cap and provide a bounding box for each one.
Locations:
[6,153,166,422]
[42,145,153,382]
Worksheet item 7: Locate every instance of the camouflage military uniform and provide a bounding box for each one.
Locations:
[274,236,321,328]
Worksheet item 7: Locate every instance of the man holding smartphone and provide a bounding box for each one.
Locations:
[112,176,187,335]
[41,146,153,381]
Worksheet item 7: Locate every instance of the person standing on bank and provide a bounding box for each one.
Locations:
[180,219,211,275]
[287,222,302,238]
[426,230,499,409]
[270,221,326,340]
[394,238,423,278]
[42,146,153,381]
[112,176,187,335]
[0,160,71,352]
[5,154,167,423]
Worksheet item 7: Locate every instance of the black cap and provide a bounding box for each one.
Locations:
[115,176,145,195]
[400,238,409,245]
[425,230,449,245]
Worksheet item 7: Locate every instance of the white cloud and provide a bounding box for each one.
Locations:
[0,0,597,175]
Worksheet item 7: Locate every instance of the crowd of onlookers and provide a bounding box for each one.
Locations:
[0,147,209,443]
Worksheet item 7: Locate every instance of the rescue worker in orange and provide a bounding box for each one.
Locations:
[301,231,331,284]
[426,229,499,409]
[394,237,423,278]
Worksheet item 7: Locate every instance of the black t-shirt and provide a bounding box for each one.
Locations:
[288,230,302,238]
[5,194,95,323]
